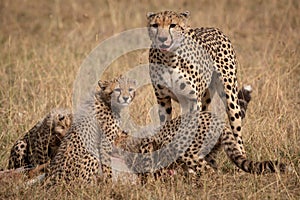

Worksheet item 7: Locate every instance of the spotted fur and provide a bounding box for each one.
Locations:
[43,76,136,186]
[8,109,72,170]
[147,11,247,158]
[123,111,285,183]
[116,85,284,183]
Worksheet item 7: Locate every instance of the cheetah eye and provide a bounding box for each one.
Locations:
[150,23,159,28]
[129,88,134,92]
[114,88,121,92]
[169,24,176,28]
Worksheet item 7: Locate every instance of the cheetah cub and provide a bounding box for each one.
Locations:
[43,76,136,186]
[8,109,72,170]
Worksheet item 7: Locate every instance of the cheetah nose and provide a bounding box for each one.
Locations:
[158,36,168,42]
[123,97,129,102]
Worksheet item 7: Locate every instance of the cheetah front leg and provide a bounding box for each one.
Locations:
[101,164,112,180]
[180,155,214,186]
[99,146,113,181]
[99,151,113,181]
[200,89,211,112]
[98,140,113,181]
[152,84,173,125]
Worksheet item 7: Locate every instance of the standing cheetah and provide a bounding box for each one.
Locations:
[147,11,246,157]
[8,109,72,170]
[43,76,136,186]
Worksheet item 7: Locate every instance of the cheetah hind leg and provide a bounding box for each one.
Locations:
[203,70,250,157]
[8,139,29,169]
[204,141,222,170]
[201,72,252,121]
[201,85,252,118]
[202,85,252,170]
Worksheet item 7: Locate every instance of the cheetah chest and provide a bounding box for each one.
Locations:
[151,65,196,101]
[149,44,214,113]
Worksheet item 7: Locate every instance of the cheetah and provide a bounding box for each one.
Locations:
[147,11,247,157]
[8,109,72,170]
[122,111,285,184]
[43,76,136,186]
[116,86,257,180]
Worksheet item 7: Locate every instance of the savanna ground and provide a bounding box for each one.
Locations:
[0,0,299,199]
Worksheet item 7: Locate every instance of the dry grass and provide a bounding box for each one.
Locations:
[0,0,299,199]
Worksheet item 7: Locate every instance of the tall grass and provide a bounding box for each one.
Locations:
[0,0,299,199]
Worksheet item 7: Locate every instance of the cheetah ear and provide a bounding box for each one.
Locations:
[98,80,107,91]
[147,12,156,19]
[180,11,190,19]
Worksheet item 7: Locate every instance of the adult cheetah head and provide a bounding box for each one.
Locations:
[147,10,190,52]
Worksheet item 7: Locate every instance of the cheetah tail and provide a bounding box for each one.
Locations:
[230,155,286,174]
[222,127,285,174]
